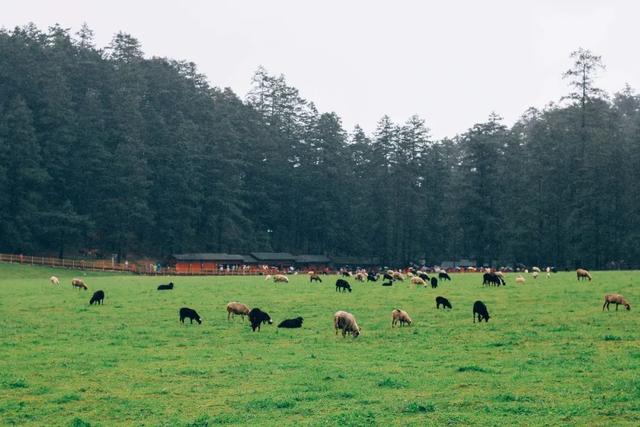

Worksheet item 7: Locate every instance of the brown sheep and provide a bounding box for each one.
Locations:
[392,272,405,281]
[603,294,631,311]
[50,276,60,285]
[71,278,87,290]
[334,310,361,338]
[354,272,366,282]
[410,276,427,286]
[273,274,289,283]
[264,274,272,281]
[391,309,412,327]
[227,302,251,321]
[515,275,525,284]
[577,269,592,281]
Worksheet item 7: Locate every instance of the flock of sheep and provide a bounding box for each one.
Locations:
[47,266,631,340]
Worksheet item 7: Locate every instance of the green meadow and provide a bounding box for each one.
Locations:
[0,263,638,426]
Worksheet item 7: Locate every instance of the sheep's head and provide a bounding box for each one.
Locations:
[625,303,631,311]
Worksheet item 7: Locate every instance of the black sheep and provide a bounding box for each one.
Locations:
[482,273,504,286]
[430,277,438,288]
[383,273,394,282]
[277,317,303,328]
[179,307,202,324]
[473,300,490,323]
[418,272,430,281]
[439,272,451,281]
[382,280,393,287]
[335,279,352,292]
[248,308,273,331]
[157,282,174,290]
[89,290,104,305]
[367,273,378,282]
[436,296,452,309]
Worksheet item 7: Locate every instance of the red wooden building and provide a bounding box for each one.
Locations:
[171,253,256,274]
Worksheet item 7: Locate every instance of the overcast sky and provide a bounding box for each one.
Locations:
[4,0,639,139]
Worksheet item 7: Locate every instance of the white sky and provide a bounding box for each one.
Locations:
[3,0,639,139]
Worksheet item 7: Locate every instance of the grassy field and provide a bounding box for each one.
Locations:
[0,264,638,426]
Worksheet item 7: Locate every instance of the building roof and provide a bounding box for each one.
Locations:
[294,254,331,263]
[173,253,246,262]
[330,256,381,266]
[250,252,295,261]
[441,259,476,268]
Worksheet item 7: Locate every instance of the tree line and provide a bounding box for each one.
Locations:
[1,24,639,269]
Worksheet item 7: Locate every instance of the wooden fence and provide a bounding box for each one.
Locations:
[0,253,134,273]
[0,253,288,276]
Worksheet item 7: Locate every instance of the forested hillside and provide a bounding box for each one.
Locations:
[1,24,639,268]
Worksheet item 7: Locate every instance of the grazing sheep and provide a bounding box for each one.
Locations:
[367,273,378,282]
[418,272,430,281]
[157,282,174,290]
[430,277,438,289]
[71,278,88,291]
[277,317,304,328]
[532,271,539,279]
[355,272,366,282]
[335,279,352,293]
[577,269,592,281]
[342,271,352,277]
[603,294,631,311]
[265,274,273,281]
[89,290,104,305]
[310,274,322,283]
[473,300,490,323]
[439,272,451,281]
[334,310,361,338]
[273,274,289,283]
[410,276,426,286]
[226,302,251,321]
[532,266,541,272]
[516,275,525,284]
[407,272,414,278]
[50,276,60,285]
[483,273,504,286]
[391,309,412,327]
[436,296,452,309]
[382,280,393,287]
[383,273,394,282]
[393,272,405,281]
[179,307,202,324]
[248,308,273,331]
